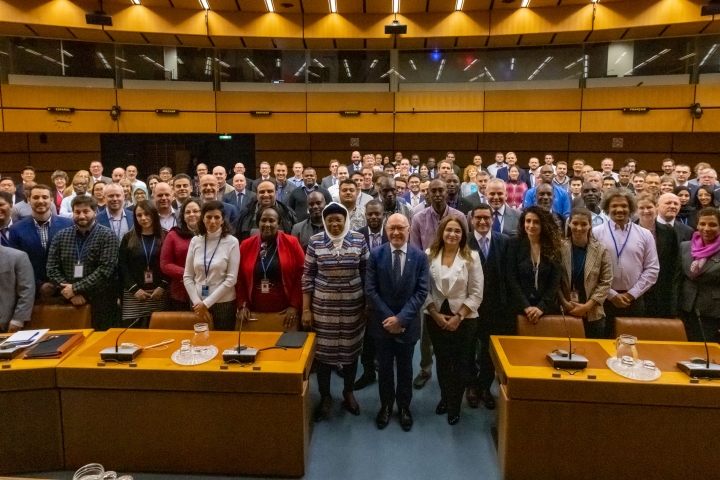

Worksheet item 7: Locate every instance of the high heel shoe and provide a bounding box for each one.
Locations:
[314,395,333,422]
[341,390,360,416]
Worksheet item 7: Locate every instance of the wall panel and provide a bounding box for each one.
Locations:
[29,152,101,172]
[216,113,307,133]
[307,93,394,112]
[395,92,484,112]
[310,133,395,150]
[695,85,720,108]
[0,152,31,173]
[581,110,693,132]
[692,109,720,132]
[27,133,101,152]
[256,134,312,151]
[581,85,696,110]
[117,112,216,133]
[307,113,394,133]
[2,85,116,110]
[569,132,674,153]
[477,133,569,152]
[216,92,307,112]
[117,90,216,112]
[485,89,581,111]
[3,110,118,133]
[485,111,581,132]
[395,113,484,132]
[0,132,28,152]
[394,133,478,151]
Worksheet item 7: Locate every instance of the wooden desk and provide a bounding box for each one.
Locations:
[0,330,93,475]
[57,329,315,477]
[490,336,720,480]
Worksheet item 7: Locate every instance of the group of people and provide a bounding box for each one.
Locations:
[1,151,719,432]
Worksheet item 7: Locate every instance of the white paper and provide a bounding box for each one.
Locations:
[0,329,49,347]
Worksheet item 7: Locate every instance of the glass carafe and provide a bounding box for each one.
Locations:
[191,323,210,354]
[616,334,638,365]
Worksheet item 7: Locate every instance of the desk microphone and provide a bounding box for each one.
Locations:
[676,308,720,379]
[100,318,142,362]
[222,311,258,363]
[546,306,588,370]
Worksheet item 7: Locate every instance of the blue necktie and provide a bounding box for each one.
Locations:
[492,211,501,233]
[481,236,489,259]
[393,250,402,285]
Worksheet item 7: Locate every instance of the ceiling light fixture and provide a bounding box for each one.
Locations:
[528,56,553,80]
[436,59,446,81]
[614,51,627,64]
[409,60,417,70]
[131,0,141,4]
[469,73,485,82]
[313,58,326,68]
[484,66,495,81]
[245,57,265,77]
[329,0,337,13]
[455,0,464,10]
[624,49,670,75]
[521,0,530,7]
[370,59,378,68]
[564,57,583,69]
[199,0,209,9]
[393,0,400,14]
[265,0,274,11]
[343,59,351,77]
[463,59,478,71]
[96,52,111,69]
[511,58,514,70]
[700,44,718,66]
[294,62,306,76]
[276,58,281,67]
[678,53,695,61]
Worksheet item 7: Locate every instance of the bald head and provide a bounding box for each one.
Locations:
[539,165,554,184]
[386,213,410,248]
[104,183,125,213]
[111,168,125,183]
[199,174,219,201]
[657,193,681,222]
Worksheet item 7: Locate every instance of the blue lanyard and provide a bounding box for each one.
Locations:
[141,236,156,269]
[75,227,96,265]
[608,222,632,260]
[203,236,222,278]
[260,243,278,279]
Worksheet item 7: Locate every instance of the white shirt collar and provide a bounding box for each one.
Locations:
[474,230,491,243]
[657,215,674,226]
[493,204,506,216]
[392,242,408,255]
[609,219,631,232]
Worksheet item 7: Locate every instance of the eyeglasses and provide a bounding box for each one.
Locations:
[387,226,409,232]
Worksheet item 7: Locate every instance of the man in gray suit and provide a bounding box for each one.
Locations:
[0,245,35,332]
[290,191,326,252]
[485,179,520,236]
[320,159,340,190]
[89,161,112,186]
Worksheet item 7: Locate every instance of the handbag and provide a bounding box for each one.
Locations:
[236,309,298,332]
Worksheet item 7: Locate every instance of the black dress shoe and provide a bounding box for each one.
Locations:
[480,390,496,410]
[466,387,480,409]
[341,390,360,416]
[435,400,448,415]
[314,396,332,422]
[399,407,413,432]
[376,405,392,429]
[447,413,460,425]
[353,373,376,391]
[413,370,432,389]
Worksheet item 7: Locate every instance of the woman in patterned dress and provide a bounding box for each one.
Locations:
[302,202,369,422]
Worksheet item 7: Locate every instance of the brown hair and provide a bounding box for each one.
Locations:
[427,215,473,263]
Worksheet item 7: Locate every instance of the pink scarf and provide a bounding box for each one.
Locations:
[690,231,720,276]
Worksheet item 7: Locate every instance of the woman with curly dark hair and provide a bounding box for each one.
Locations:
[506,206,563,324]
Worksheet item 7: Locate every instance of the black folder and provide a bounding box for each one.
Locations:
[275,332,308,349]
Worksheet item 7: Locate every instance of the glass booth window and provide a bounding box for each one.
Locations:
[6,37,115,80]
[585,37,697,79]
[116,45,216,83]
[216,49,306,83]
[307,50,390,83]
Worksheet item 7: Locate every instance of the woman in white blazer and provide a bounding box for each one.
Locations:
[424,214,484,425]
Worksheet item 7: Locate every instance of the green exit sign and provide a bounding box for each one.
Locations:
[219,135,232,140]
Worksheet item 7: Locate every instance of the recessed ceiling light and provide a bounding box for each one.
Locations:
[199,0,209,9]
[265,0,275,12]
[131,0,141,5]
[393,0,400,14]
[329,0,337,13]
[521,0,530,7]
[455,0,464,11]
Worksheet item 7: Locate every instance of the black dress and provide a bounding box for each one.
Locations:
[119,232,169,321]
[505,236,562,315]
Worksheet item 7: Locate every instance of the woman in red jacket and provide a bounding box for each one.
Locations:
[236,205,305,331]
[160,198,201,311]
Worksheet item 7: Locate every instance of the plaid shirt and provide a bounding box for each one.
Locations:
[46,222,119,297]
[34,217,50,250]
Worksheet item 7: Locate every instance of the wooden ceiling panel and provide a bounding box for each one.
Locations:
[106,31,149,44]
[0,22,37,37]
[427,0,454,13]
[335,38,365,49]
[305,38,335,49]
[143,33,182,45]
[211,36,245,47]
[455,35,488,47]
[519,32,555,45]
[401,0,428,14]
[662,21,712,37]
[585,28,626,43]
[274,37,305,48]
[171,0,205,8]
[337,0,366,13]
[237,0,272,12]
[177,34,215,46]
[302,0,330,13]
[105,0,171,6]
[70,28,114,42]
[426,36,456,49]
[275,1,304,13]
[552,30,589,44]
[365,0,392,14]
[622,25,666,40]
[29,25,75,40]
[492,0,561,9]
[208,0,242,9]
[461,0,493,11]
[486,34,520,47]
[703,20,720,34]
[365,37,394,49]
[243,37,276,48]
[396,37,426,49]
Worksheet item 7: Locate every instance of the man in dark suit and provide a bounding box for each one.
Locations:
[290,191,325,252]
[198,175,239,226]
[466,204,510,410]
[96,183,134,242]
[223,173,256,214]
[657,192,693,243]
[353,200,388,391]
[250,161,274,192]
[485,179,521,236]
[641,220,681,319]
[287,168,332,223]
[365,213,430,432]
[7,184,73,303]
[0,177,25,204]
[444,173,480,215]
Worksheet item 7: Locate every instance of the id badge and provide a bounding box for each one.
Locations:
[144,269,154,284]
[74,264,84,278]
[260,279,270,293]
[570,290,579,303]
[201,285,209,298]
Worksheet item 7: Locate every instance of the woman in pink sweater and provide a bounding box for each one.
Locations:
[160,198,201,311]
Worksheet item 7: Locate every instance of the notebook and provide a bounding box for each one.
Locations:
[24,333,84,359]
[275,332,308,349]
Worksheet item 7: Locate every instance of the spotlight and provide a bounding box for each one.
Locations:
[110,105,121,121]
[691,103,703,119]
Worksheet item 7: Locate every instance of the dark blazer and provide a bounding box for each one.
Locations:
[274,182,296,205]
[290,218,324,252]
[234,199,297,242]
[454,193,482,216]
[358,225,389,250]
[468,230,510,317]
[400,191,424,206]
[7,214,74,286]
[496,167,529,185]
[505,236,562,315]
[223,189,256,213]
[641,221,681,318]
[96,208,134,233]
[250,176,275,193]
[673,221,694,243]
[287,185,333,222]
[365,243,430,343]
[680,241,720,318]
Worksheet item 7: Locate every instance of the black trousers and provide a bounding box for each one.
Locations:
[210,300,237,331]
[603,296,645,339]
[426,316,478,416]
[359,325,377,377]
[316,359,358,397]
[90,292,121,331]
[375,336,415,409]
[682,312,720,344]
[473,311,513,392]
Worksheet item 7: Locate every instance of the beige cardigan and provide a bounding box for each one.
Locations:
[560,239,613,322]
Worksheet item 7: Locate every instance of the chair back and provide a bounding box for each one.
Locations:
[516,314,586,338]
[149,312,213,331]
[615,317,688,342]
[27,304,92,330]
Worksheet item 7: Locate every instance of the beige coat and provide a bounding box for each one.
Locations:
[560,239,613,322]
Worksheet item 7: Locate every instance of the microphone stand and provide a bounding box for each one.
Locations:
[546,306,588,370]
[676,308,720,379]
[100,318,142,362]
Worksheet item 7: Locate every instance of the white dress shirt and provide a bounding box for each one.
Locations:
[391,242,408,276]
